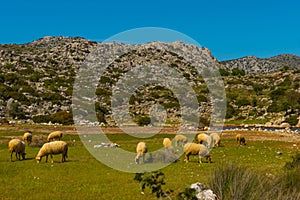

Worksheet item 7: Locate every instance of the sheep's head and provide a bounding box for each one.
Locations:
[36,156,41,163]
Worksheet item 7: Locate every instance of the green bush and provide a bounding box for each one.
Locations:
[267,100,290,113]
[252,84,266,95]
[136,115,151,126]
[219,68,230,76]
[284,115,298,126]
[39,92,66,104]
[225,104,239,119]
[32,111,73,125]
[236,97,251,107]
[7,102,26,119]
[269,88,285,101]
[231,68,245,76]
[28,72,43,82]
[134,171,172,199]
[197,94,207,102]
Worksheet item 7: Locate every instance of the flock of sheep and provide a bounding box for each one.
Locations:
[135,132,246,165]
[8,129,246,165]
[8,130,68,163]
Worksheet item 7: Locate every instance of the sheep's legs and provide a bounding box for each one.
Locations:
[62,153,67,162]
[184,155,189,163]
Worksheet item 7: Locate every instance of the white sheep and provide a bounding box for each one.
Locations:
[23,131,32,145]
[236,133,246,145]
[163,138,171,148]
[210,132,221,147]
[162,138,175,162]
[174,134,188,147]
[135,142,148,164]
[183,142,211,163]
[197,133,213,148]
[36,141,68,163]
[8,139,26,161]
[47,131,63,142]
[163,138,174,152]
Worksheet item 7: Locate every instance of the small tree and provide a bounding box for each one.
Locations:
[134,171,173,199]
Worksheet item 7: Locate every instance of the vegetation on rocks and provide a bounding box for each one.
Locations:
[1,36,300,126]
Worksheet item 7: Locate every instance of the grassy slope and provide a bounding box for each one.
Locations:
[0,128,299,199]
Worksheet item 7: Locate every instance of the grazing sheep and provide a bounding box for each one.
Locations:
[23,131,32,145]
[236,133,246,145]
[197,133,213,148]
[163,138,172,148]
[47,131,63,142]
[135,142,147,164]
[8,139,26,161]
[36,141,68,163]
[174,134,188,147]
[183,143,211,163]
[162,138,176,162]
[210,132,221,147]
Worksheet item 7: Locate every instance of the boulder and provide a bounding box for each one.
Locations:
[190,182,217,200]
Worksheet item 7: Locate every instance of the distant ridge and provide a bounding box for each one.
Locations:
[221,54,300,74]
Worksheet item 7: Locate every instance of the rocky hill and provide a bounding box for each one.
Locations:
[221,54,300,74]
[1,36,300,127]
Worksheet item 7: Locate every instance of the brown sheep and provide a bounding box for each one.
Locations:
[236,133,246,145]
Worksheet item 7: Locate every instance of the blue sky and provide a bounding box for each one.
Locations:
[1,0,300,60]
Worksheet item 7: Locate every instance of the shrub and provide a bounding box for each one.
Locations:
[236,97,251,107]
[284,115,298,126]
[197,95,207,102]
[7,102,26,119]
[219,68,230,76]
[28,72,42,82]
[267,103,284,113]
[32,111,73,125]
[136,115,151,126]
[252,84,266,95]
[269,88,285,101]
[134,171,173,199]
[39,92,66,104]
[231,68,245,76]
[225,104,239,119]
[208,162,267,200]
[208,162,300,200]
[50,111,74,125]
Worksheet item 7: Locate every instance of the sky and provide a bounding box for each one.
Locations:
[1,0,300,61]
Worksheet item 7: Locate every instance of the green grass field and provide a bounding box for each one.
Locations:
[0,127,299,200]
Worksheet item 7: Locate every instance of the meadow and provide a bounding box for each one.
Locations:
[0,126,299,200]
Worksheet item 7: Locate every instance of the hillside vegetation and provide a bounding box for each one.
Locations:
[1,36,300,127]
